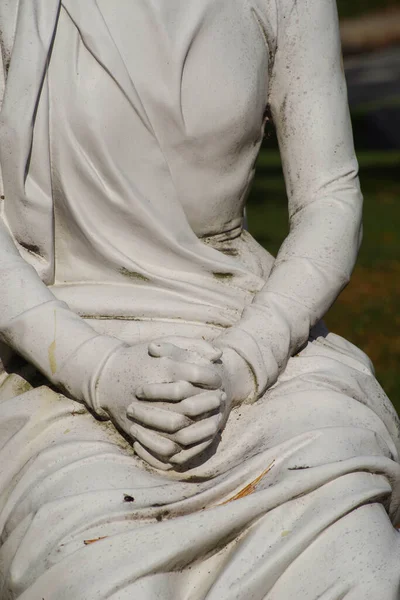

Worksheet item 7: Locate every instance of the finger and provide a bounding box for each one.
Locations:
[176,391,225,418]
[169,439,214,466]
[175,363,222,390]
[136,381,204,402]
[173,415,221,447]
[149,342,212,369]
[130,424,181,458]
[148,342,187,359]
[127,402,192,433]
[148,341,224,378]
[150,337,222,362]
[133,442,173,471]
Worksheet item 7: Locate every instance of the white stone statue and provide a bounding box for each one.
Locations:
[1,1,400,598]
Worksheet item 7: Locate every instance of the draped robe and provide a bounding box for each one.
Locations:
[1,1,400,598]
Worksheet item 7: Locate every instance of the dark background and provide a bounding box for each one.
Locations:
[247,1,400,409]
[338,0,398,18]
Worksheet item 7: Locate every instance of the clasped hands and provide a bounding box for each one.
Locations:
[96,336,254,470]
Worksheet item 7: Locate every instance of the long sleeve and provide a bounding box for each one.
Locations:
[217,0,363,396]
[0,216,123,416]
[0,1,124,415]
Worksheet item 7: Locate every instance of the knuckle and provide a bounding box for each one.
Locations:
[140,384,152,398]
[180,398,196,416]
[176,381,191,397]
[174,430,189,446]
[167,414,184,431]
[175,427,196,446]
[158,438,179,457]
[189,365,202,380]
[169,384,183,401]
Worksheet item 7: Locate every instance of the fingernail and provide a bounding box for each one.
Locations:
[221,392,227,402]
[136,387,144,397]
[127,406,137,417]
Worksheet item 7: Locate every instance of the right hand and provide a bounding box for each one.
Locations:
[95,339,223,455]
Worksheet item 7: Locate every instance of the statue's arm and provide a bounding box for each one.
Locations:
[216,0,362,397]
[0,218,224,459]
[0,216,124,413]
[0,2,122,413]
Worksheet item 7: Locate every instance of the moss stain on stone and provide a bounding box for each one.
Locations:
[119,267,150,282]
[48,309,57,375]
[15,379,34,395]
[48,340,57,375]
[212,272,234,281]
[219,247,239,257]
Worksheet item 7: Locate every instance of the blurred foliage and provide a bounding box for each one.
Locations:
[337,0,400,19]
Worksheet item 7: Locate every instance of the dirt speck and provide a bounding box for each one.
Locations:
[18,241,42,256]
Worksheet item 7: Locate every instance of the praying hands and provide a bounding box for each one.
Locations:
[95,336,255,469]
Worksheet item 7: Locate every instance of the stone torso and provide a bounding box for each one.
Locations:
[48,0,274,282]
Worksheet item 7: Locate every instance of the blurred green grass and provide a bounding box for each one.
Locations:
[247,149,400,410]
[337,0,399,19]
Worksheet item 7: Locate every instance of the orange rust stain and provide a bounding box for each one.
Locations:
[84,536,108,546]
[219,461,275,506]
